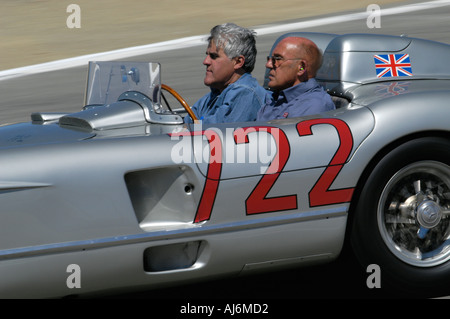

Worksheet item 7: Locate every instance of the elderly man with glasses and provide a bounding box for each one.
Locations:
[184,23,268,124]
[257,37,335,121]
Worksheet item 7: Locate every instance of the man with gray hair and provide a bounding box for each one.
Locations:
[185,23,268,124]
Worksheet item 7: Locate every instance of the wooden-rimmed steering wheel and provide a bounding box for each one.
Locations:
[161,84,198,123]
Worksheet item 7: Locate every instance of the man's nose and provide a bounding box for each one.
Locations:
[265,57,274,69]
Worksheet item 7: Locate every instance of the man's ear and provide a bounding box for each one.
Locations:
[298,60,306,73]
[297,60,309,80]
[234,55,245,70]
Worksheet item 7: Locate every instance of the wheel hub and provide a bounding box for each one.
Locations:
[416,199,442,229]
[378,161,450,267]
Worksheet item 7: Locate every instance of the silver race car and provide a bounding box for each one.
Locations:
[1,32,450,298]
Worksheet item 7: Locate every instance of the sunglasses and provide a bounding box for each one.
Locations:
[267,55,303,66]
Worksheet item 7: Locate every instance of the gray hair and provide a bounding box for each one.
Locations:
[208,23,258,73]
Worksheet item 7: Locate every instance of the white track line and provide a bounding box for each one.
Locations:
[256,0,450,35]
[0,0,449,81]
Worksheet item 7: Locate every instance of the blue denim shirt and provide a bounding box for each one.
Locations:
[257,78,335,121]
[185,73,268,124]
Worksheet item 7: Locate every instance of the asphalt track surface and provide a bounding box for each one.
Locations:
[2,0,450,302]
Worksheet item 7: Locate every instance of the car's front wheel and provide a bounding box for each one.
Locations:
[351,137,450,295]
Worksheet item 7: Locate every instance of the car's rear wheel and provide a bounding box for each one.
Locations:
[351,137,450,295]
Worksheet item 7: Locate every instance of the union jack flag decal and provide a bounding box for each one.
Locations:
[374,54,413,78]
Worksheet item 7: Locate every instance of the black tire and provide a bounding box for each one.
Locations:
[351,137,450,296]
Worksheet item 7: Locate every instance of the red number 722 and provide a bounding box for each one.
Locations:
[171,118,354,223]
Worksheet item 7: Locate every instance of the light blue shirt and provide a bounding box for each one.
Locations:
[257,78,335,121]
[185,73,268,124]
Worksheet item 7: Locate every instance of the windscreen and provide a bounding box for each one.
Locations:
[84,61,161,106]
